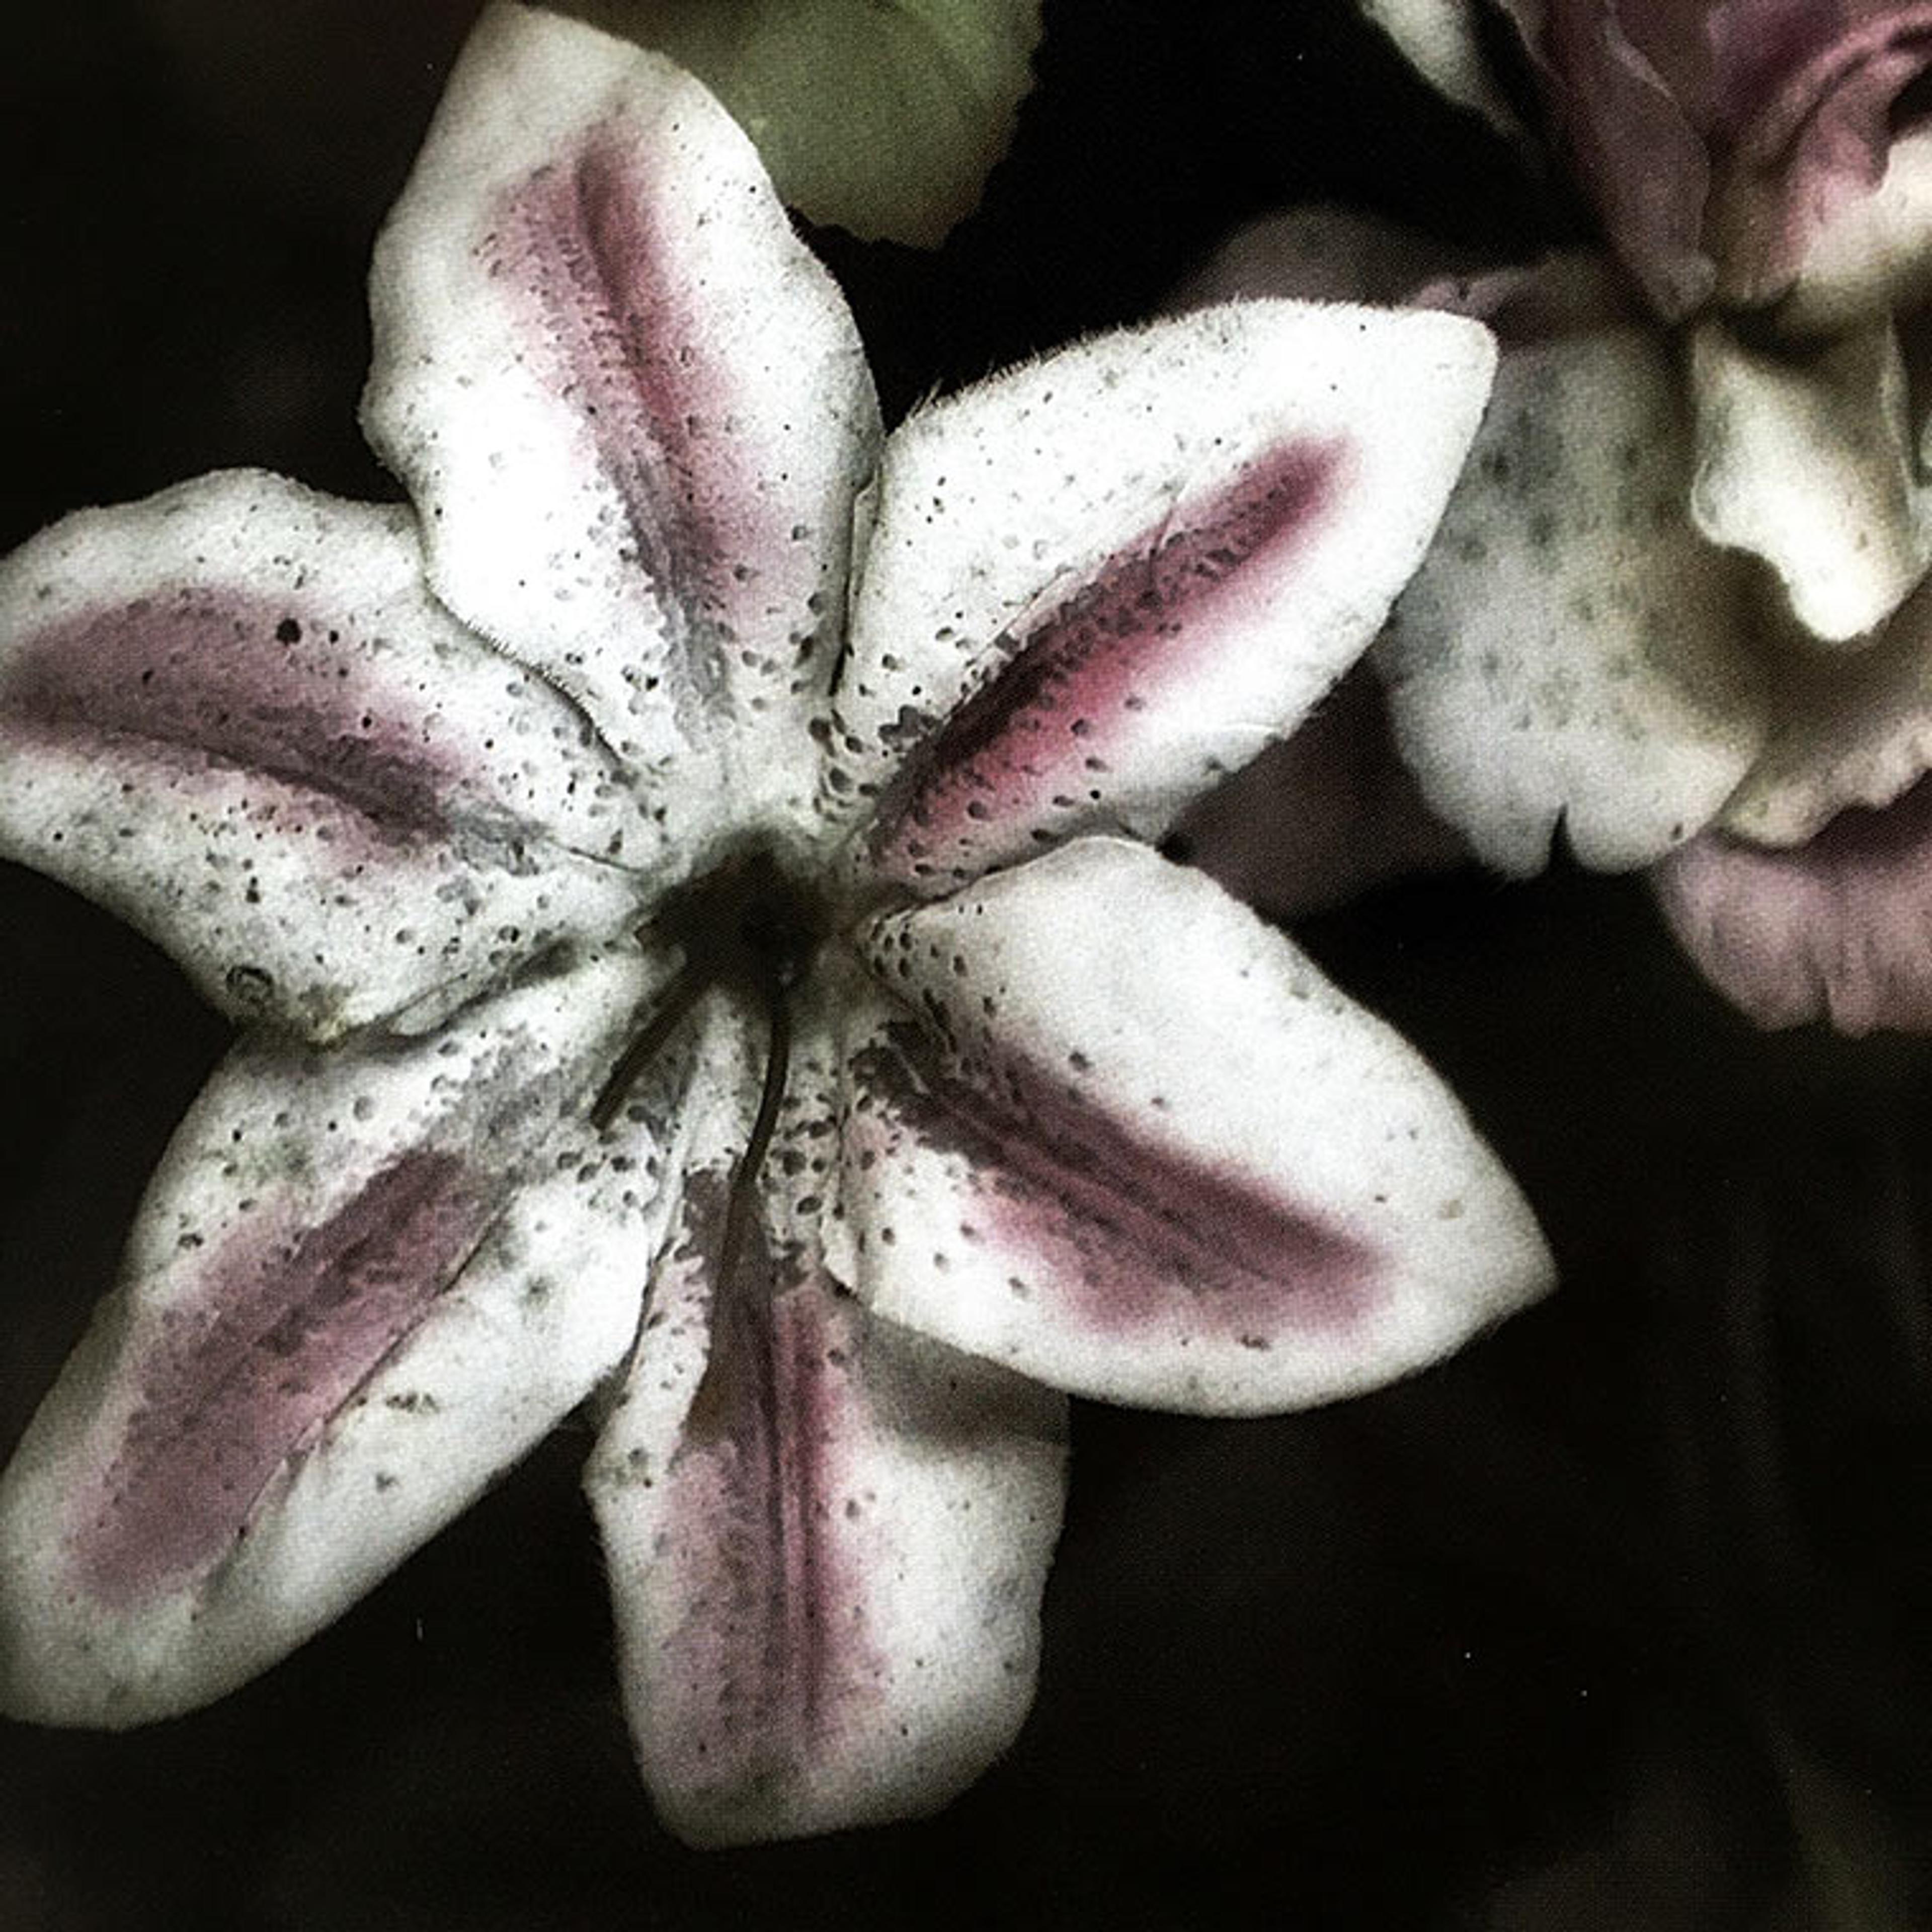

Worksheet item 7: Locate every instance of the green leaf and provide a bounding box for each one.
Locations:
[571,0,1042,245]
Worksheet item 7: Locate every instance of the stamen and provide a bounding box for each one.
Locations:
[590,958,712,1131]
[681,976,796,1442]
[715,982,792,1300]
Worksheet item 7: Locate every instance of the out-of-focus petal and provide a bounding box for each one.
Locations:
[1707,4,1932,308]
[1654,785,1932,1032]
[362,1,880,820]
[1538,0,1716,317]
[587,985,1065,1844]
[1756,125,1932,330]
[1354,0,1528,133]
[826,301,1494,894]
[0,470,654,1041]
[0,949,666,1726]
[1167,205,1491,312]
[1688,317,1931,641]
[575,0,1042,246]
[843,837,1551,1415]
[1720,571,1932,841]
[1167,664,1470,919]
[1378,320,1768,872]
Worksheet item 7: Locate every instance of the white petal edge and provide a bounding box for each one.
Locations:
[363,0,880,824]
[0,948,666,1725]
[843,837,1553,1414]
[1378,323,1769,872]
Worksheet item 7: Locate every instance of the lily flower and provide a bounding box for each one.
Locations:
[1180,78,1932,1033]
[1294,4,1932,1029]
[0,3,1550,1845]
[1412,0,1932,647]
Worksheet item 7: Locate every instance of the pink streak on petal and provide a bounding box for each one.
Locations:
[650,1171,881,1804]
[0,595,463,843]
[494,129,791,706]
[1654,775,1932,1032]
[853,1026,1382,1343]
[866,439,1343,889]
[68,1151,498,1605]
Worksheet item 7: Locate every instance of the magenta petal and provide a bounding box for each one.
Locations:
[0,471,654,1039]
[863,439,1343,888]
[845,839,1552,1414]
[363,4,879,801]
[0,949,664,1725]
[588,996,1066,1845]
[1654,784,1932,1031]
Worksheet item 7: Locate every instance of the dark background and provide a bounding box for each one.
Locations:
[4,4,1931,1925]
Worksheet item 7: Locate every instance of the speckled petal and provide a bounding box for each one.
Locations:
[824,300,1494,896]
[587,985,1066,1845]
[844,837,1552,1414]
[1378,318,1769,873]
[0,470,656,1041]
[362,1,880,821]
[0,949,668,1726]
[1689,317,1932,643]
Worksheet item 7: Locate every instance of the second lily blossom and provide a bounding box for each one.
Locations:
[1190,1,1932,1032]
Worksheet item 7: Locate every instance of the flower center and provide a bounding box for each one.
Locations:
[589,846,825,1131]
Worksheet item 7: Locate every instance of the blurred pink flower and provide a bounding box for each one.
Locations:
[1183,202,1932,1031]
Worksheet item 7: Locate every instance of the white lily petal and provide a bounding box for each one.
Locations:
[1689,317,1932,644]
[362,0,880,822]
[0,948,666,1726]
[1764,124,1932,333]
[587,983,1065,1844]
[0,469,655,1041]
[825,300,1494,894]
[843,837,1551,1414]
[1378,323,1768,872]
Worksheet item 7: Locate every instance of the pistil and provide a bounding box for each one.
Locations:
[590,844,822,1145]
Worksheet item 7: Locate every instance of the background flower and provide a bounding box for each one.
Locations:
[1363,0,1932,645]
